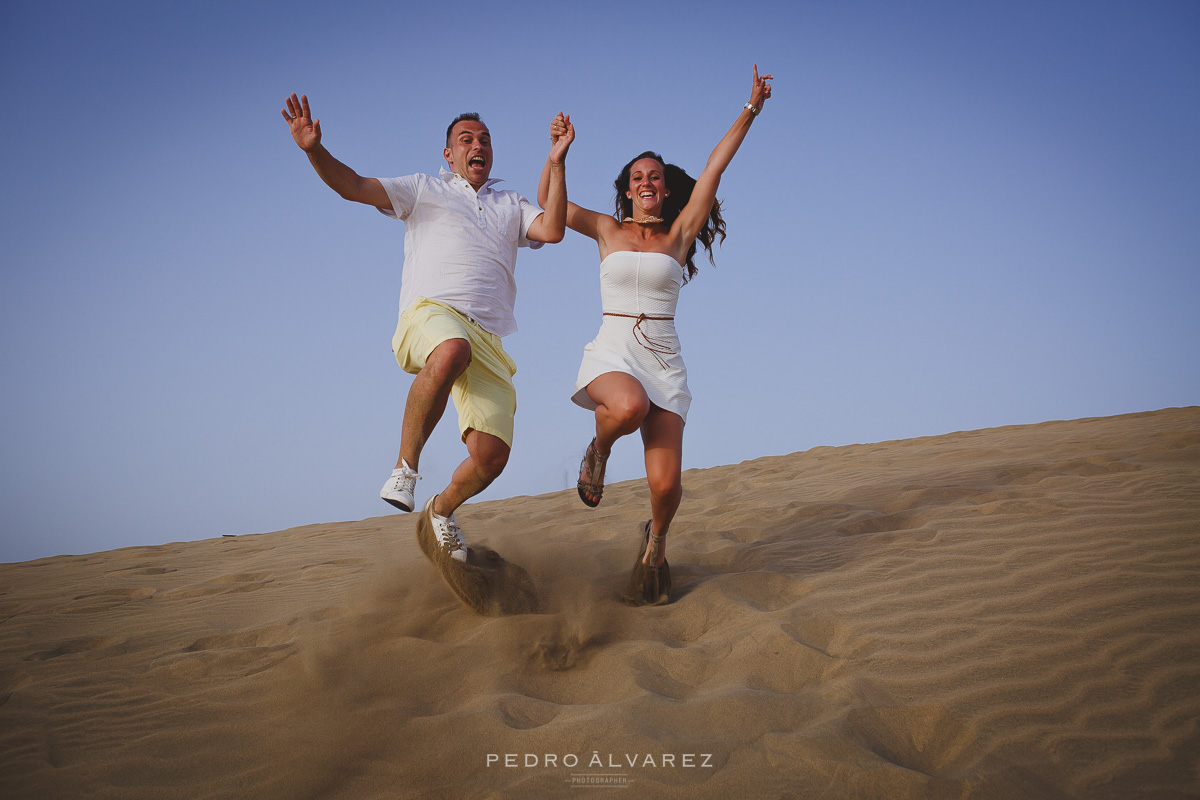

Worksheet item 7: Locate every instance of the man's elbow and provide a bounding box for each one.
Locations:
[530,216,565,244]
[336,176,385,207]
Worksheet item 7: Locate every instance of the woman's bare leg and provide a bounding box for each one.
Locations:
[578,372,651,504]
[640,406,684,565]
[585,372,651,453]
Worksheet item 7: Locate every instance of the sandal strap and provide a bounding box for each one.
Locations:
[581,439,607,488]
[646,523,668,563]
[578,438,608,506]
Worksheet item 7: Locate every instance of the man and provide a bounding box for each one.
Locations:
[281,93,574,562]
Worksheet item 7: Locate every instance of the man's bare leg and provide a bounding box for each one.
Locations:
[432,429,510,517]
[394,338,472,470]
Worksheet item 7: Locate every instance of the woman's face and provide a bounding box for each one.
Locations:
[626,158,669,216]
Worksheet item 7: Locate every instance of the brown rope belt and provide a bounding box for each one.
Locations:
[603,312,676,369]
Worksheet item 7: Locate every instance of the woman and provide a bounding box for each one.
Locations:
[540,65,773,605]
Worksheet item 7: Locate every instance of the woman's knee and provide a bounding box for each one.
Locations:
[610,394,651,428]
[647,470,682,503]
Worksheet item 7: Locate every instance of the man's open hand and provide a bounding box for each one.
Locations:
[282,93,321,152]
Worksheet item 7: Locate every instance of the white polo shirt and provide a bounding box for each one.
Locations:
[378,168,544,337]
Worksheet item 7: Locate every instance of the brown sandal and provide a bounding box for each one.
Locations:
[621,520,672,606]
[577,438,608,508]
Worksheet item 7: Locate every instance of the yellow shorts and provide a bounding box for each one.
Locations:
[392,298,518,447]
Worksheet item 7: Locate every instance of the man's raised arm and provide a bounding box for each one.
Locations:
[282,93,391,210]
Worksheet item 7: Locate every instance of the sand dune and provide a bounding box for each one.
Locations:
[1,408,1198,798]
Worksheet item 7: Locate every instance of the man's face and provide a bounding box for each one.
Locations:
[444,120,492,189]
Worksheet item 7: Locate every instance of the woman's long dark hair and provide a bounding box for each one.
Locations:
[613,151,726,282]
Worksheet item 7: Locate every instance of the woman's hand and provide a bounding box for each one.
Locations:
[549,111,574,164]
[748,64,773,112]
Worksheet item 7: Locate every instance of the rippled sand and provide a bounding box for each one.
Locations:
[2,408,1197,798]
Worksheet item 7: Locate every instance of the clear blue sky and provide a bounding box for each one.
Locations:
[2,1,1197,563]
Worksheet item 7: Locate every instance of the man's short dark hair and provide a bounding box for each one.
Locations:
[446,113,484,146]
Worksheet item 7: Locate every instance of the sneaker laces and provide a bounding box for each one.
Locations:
[390,467,420,490]
[437,515,465,553]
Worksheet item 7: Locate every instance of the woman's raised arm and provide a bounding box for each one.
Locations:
[672,65,773,247]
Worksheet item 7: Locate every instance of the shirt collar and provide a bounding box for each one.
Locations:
[439,166,503,192]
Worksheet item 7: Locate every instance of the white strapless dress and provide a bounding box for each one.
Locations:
[572,251,691,422]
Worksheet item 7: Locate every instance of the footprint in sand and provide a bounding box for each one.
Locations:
[496,695,561,730]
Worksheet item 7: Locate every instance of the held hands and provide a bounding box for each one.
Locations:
[748,64,774,113]
[281,93,321,152]
[549,111,575,164]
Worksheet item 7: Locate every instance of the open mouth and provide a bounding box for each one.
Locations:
[469,156,486,169]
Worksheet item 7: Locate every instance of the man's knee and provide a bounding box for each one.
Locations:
[424,338,472,381]
[478,448,509,481]
[468,431,510,481]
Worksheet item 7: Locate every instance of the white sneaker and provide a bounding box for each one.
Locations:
[425,497,467,562]
[380,462,420,512]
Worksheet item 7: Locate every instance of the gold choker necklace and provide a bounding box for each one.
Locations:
[623,216,664,224]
